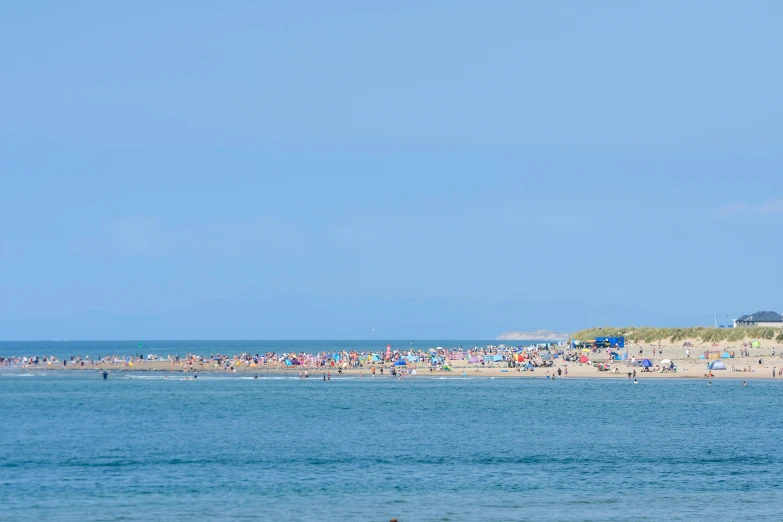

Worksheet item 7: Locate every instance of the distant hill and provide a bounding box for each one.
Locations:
[496,329,571,341]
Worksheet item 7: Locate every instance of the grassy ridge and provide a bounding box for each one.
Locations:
[572,326,783,344]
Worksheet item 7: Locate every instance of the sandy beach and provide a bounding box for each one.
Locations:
[12,338,783,380]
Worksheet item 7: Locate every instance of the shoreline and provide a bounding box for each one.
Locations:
[7,364,780,380]
[5,337,783,381]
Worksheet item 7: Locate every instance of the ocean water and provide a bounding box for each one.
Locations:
[2,371,782,521]
[0,340,516,361]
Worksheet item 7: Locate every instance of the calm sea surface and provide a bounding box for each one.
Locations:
[0,340,516,360]
[2,369,782,521]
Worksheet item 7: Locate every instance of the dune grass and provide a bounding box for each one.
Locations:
[572,326,783,344]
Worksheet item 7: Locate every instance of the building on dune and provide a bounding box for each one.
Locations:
[733,311,783,328]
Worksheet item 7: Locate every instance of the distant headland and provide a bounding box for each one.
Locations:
[496,329,571,341]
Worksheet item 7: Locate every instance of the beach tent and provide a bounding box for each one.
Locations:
[751,340,761,348]
[394,360,407,366]
[708,360,727,370]
[284,359,293,366]
[468,356,480,363]
[579,355,589,363]
[595,336,625,349]
[721,352,731,358]
[641,359,653,368]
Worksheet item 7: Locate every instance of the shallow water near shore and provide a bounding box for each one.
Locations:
[2,372,782,521]
[0,339,509,361]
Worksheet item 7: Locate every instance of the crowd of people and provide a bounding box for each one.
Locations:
[0,343,570,372]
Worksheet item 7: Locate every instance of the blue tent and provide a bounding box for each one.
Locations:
[720,352,731,358]
[708,360,727,370]
[394,360,407,366]
[641,359,653,368]
[596,336,625,348]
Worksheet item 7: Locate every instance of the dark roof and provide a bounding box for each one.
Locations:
[739,311,783,323]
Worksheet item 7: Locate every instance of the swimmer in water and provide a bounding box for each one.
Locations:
[743,381,747,386]
[708,381,712,386]
[462,371,466,377]
[634,379,638,384]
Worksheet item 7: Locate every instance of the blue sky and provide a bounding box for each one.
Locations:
[1,1,781,339]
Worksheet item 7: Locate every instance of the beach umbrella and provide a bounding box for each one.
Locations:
[641,359,652,367]
[660,359,672,365]
[581,348,591,353]
[394,360,406,366]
